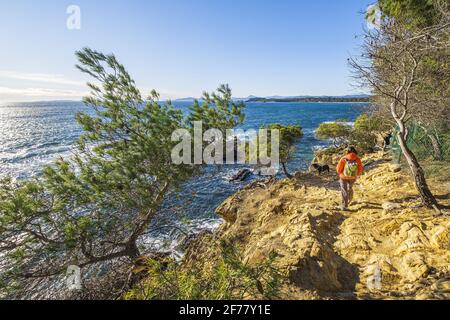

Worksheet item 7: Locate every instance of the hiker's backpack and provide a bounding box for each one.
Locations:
[343,159,358,178]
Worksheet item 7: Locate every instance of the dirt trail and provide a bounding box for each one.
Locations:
[190,151,450,299]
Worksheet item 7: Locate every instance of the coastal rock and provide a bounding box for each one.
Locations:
[183,151,450,299]
[230,169,252,182]
[382,202,401,212]
[430,225,450,250]
[215,194,241,224]
[401,253,429,282]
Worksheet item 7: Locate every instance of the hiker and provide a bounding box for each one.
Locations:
[336,146,363,210]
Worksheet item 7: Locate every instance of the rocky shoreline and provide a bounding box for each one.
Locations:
[179,151,450,299]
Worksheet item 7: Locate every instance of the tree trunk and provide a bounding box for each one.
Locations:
[396,129,439,210]
[333,139,339,148]
[125,242,141,260]
[281,162,293,178]
[428,133,443,161]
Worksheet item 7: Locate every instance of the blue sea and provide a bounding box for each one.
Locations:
[0,101,367,254]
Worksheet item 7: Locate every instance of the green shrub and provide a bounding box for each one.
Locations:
[422,160,450,182]
[350,114,392,153]
[124,240,282,300]
[354,114,390,133]
[315,122,352,147]
[349,131,378,153]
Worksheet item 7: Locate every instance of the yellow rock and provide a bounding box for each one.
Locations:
[184,151,450,300]
[430,225,450,250]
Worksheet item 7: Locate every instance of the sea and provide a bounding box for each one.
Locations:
[0,100,367,256]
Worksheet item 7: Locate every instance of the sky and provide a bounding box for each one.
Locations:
[0,0,373,103]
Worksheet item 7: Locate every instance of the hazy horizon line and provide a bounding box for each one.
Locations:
[0,93,371,105]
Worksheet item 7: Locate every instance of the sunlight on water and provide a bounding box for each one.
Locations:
[0,101,91,179]
[0,100,367,247]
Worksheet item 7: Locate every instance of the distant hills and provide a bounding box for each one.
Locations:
[175,94,371,103]
[245,94,371,103]
[172,97,198,102]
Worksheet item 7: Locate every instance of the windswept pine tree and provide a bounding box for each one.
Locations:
[0,48,245,298]
[265,124,303,178]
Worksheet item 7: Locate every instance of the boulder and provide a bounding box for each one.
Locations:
[230,169,252,182]
[215,193,242,223]
[382,202,401,212]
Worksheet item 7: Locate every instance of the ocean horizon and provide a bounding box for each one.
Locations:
[0,100,368,255]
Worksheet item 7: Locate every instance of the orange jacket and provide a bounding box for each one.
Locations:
[336,153,363,180]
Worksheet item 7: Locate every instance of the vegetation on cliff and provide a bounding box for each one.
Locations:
[0,49,246,298]
[125,240,281,300]
[1,0,448,301]
[314,113,390,153]
[350,0,449,209]
[128,1,450,300]
[315,122,352,148]
[145,151,448,300]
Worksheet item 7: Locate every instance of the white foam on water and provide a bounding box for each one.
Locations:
[140,217,223,260]
[321,121,355,127]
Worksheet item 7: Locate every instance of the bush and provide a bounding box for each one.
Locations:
[124,240,282,300]
[350,114,392,153]
[314,114,392,154]
[349,130,378,153]
[422,160,450,182]
[354,113,389,133]
[315,122,352,147]
[392,123,450,162]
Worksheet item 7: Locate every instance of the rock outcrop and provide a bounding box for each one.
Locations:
[185,152,450,299]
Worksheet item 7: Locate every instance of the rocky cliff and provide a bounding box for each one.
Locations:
[184,152,450,299]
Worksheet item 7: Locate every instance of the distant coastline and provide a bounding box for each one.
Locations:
[245,96,371,103]
[1,95,371,106]
[174,94,371,104]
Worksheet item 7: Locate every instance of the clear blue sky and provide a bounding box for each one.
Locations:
[0,0,372,102]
